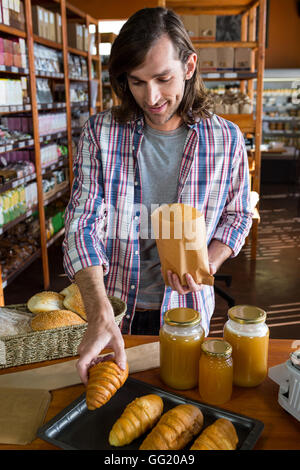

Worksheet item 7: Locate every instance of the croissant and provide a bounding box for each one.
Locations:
[190,418,238,450]
[109,394,164,446]
[139,404,203,450]
[86,360,129,410]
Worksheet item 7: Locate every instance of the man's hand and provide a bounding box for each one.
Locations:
[167,239,232,295]
[167,265,215,295]
[74,266,127,385]
[76,300,127,385]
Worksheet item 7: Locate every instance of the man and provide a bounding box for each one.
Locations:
[63,7,252,385]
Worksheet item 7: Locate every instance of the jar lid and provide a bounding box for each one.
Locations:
[164,308,201,327]
[201,339,232,358]
[228,305,266,324]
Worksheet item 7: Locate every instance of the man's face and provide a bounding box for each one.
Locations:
[127,34,196,132]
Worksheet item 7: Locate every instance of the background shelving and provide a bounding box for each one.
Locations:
[0,0,103,302]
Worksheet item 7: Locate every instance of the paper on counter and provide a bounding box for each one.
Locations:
[0,341,160,391]
[0,388,51,445]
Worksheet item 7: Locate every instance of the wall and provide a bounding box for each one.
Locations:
[265,0,300,68]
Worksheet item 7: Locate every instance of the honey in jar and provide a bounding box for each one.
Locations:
[159,308,204,390]
[198,339,233,405]
[223,305,269,387]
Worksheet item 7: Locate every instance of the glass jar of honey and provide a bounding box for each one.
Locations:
[159,308,204,390]
[198,339,233,405]
[223,305,269,387]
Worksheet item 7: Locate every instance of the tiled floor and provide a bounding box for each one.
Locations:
[4,183,300,341]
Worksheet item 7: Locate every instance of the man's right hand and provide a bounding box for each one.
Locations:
[74,266,127,385]
[76,302,127,385]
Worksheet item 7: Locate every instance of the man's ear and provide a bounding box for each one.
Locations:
[185,53,197,80]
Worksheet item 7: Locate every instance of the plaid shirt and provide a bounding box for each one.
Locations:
[63,110,252,335]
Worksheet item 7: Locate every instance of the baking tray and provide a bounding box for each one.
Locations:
[38,377,264,450]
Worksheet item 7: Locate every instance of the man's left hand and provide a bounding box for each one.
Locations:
[167,264,216,295]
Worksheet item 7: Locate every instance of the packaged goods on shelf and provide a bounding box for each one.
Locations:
[234,48,251,71]
[0,157,35,181]
[207,87,253,114]
[34,44,63,75]
[70,82,88,104]
[40,143,60,167]
[55,13,62,44]
[67,23,89,52]
[0,121,33,146]
[0,0,25,30]
[0,185,27,225]
[196,48,218,72]
[68,54,88,79]
[36,78,53,104]
[38,112,67,136]
[31,5,58,42]
[217,47,234,71]
[0,217,41,281]
[181,14,216,40]
[0,78,23,106]
[0,37,27,69]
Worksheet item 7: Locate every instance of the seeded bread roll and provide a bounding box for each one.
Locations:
[27,291,65,314]
[31,309,86,331]
[60,283,86,320]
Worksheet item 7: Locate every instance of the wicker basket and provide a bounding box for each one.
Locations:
[0,296,127,369]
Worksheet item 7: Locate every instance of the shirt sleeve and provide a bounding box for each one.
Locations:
[62,117,109,281]
[212,125,253,257]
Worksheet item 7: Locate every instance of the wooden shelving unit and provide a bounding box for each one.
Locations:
[164,0,267,259]
[0,0,103,303]
[100,32,119,109]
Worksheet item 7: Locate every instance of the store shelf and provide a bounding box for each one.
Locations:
[68,46,88,57]
[0,138,34,155]
[33,34,63,50]
[0,65,29,75]
[193,41,258,49]
[220,114,256,133]
[202,72,257,81]
[0,104,32,115]
[0,23,26,38]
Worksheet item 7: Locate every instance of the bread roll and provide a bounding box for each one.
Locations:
[86,360,129,410]
[139,404,203,450]
[190,418,238,450]
[109,394,164,446]
[60,283,86,320]
[31,309,86,331]
[27,291,65,314]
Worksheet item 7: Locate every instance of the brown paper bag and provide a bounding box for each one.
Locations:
[151,203,214,287]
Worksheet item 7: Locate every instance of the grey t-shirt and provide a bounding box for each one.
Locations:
[136,123,189,309]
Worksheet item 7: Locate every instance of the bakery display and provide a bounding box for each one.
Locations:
[139,404,203,450]
[27,291,65,314]
[31,309,86,331]
[60,283,86,320]
[109,394,164,447]
[190,418,238,450]
[86,360,129,411]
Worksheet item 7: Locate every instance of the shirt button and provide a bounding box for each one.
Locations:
[134,181,138,186]
[131,285,135,289]
[135,250,138,255]
[126,314,130,319]
[135,215,139,220]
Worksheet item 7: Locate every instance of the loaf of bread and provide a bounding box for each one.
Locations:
[190,418,238,450]
[139,404,203,450]
[31,309,86,331]
[86,360,129,410]
[27,291,64,314]
[60,283,86,320]
[109,394,164,447]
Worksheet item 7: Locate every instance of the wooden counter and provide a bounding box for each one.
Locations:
[0,336,299,450]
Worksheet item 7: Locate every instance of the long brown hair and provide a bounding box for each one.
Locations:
[108,7,212,125]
